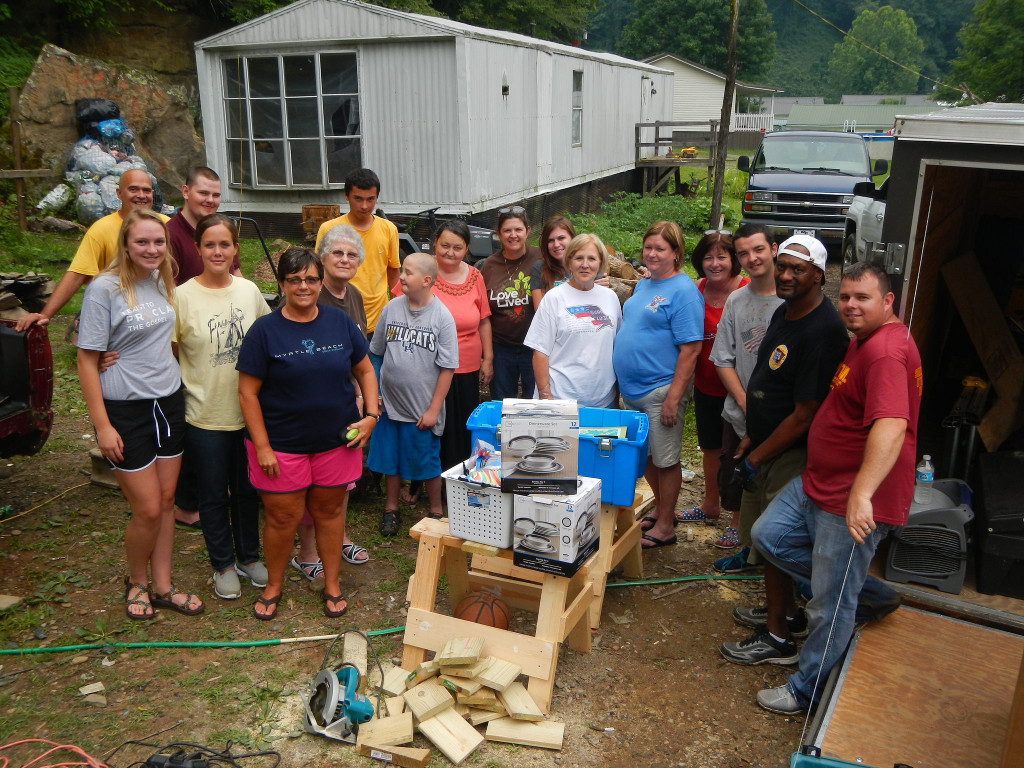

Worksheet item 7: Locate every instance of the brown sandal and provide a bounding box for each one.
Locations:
[123,577,154,620]
[150,586,205,616]
[253,594,281,621]
[322,590,348,619]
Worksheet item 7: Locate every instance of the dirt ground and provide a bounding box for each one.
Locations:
[0,317,804,768]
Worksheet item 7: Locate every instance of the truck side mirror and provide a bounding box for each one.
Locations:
[737,156,750,172]
[852,181,876,196]
[872,158,889,176]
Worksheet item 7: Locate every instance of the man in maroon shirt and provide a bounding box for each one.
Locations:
[752,261,922,715]
[167,167,240,285]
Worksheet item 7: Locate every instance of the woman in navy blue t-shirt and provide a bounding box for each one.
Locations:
[236,248,379,621]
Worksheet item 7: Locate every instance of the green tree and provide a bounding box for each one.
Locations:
[586,0,636,53]
[616,0,775,81]
[941,0,1024,103]
[826,5,924,96]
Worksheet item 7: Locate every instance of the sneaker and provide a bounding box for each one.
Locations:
[732,605,809,638]
[757,685,805,714]
[855,592,903,625]
[714,527,740,549]
[236,560,268,588]
[719,629,799,666]
[212,569,242,600]
[714,546,757,573]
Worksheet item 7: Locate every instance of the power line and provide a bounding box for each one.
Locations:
[787,0,966,97]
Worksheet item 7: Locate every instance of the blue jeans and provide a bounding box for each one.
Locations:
[490,343,535,401]
[186,425,261,571]
[752,475,896,707]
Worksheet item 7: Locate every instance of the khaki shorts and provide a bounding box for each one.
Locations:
[623,383,692,468]
[738,444,807,565]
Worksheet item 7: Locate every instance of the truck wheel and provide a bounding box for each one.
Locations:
[843,235,857,268]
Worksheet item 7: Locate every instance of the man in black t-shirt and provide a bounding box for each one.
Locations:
[717,235,848,667]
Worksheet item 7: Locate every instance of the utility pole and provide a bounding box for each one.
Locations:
[710,0,739,229]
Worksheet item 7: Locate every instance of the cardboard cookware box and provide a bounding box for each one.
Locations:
[512,476,601,577]
[499,398,579,495]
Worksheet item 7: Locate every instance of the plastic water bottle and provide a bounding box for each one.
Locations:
[914,455,934,505]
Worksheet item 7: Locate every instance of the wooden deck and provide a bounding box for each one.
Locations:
[813,608,1023,768]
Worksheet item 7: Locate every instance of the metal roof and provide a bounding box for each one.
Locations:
[787,103,936,130]
[894,103,1024,144]
[196,0,672,73]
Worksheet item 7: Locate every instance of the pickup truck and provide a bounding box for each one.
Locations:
[738,130,888,249]
[843,178,888,266]
[0,320,54,457]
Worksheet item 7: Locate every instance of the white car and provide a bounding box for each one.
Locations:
[843,178,888,266]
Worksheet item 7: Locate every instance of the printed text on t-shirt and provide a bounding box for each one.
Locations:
[384,322,438,352]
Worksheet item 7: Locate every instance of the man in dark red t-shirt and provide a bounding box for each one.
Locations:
[752,261,922,715]
[167,166,241,285]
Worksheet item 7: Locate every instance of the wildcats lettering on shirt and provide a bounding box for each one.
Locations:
[565,304,612,328]
[384,322,438,352]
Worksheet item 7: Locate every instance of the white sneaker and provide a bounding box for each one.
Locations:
[235,560,268,588]
[756,685,805,714]
[213,569,242,600]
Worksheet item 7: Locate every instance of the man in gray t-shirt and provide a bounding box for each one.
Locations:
[369,293,458,436]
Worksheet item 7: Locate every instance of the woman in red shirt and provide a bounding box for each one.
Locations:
[679,231,748,540]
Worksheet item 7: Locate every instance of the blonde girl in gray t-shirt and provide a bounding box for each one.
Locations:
[77,208,205,620]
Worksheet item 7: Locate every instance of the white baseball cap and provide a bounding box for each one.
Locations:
[777,235,827,271]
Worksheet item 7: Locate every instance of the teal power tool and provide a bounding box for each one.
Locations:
[304,664,375,742]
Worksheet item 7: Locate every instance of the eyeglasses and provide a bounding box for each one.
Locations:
[705,229,733,236]
[283,276,322,286]
[329,250,360,261]
[499,206,527,216]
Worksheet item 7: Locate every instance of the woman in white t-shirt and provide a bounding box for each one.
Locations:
[173,214,271,601]
[525,234,622,407]
[77,209,204,620]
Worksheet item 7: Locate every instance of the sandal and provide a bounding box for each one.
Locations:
[150,586,205,616]
[289,556,324,581]
[380,509,401,537]
[399,480,421,506]
[676,506,719,524]
[123,577,154,620]
[341,543,369,566]
[639,515,659,532]
[322,590,348,619]
[253,594,281,621]
[714,527,741,549]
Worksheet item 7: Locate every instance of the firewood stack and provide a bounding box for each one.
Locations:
[0,272,55,321]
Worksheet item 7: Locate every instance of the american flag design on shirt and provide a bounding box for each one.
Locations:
[566,304,613,328]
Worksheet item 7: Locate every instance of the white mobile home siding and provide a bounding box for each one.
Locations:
[195,0,672,213]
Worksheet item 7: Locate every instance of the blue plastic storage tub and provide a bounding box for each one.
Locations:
[466,401,649,506]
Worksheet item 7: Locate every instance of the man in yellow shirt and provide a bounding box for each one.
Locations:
[16,170,168,331]
[314,168,399,336]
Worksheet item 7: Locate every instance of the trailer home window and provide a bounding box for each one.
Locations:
[222,53,361,188]
[572,70,583,146]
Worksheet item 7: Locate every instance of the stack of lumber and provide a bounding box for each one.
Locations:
[361,636,565,765]
[0,272,54,320]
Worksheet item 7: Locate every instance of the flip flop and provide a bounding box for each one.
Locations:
[175,519,202,531]
[341,543,369,566]
[640,515,659,532]
[641,532,678,549]
[151,586,205,616]
[253,594,281,621]
[123,577,154,621]
[322,590,348,619]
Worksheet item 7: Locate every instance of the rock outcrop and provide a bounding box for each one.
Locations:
[17,44,204,200]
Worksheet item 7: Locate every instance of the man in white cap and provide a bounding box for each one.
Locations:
[719,235,848,667]
[752,260,920,715]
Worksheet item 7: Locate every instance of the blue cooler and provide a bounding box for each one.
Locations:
[466,401,649,507]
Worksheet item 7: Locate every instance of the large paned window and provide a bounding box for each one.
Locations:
[571,70,583,146]
[222,53,361,188]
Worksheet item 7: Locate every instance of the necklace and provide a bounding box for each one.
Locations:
[502,252,524,287]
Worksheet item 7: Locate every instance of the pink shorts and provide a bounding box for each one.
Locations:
[246,440,362,494]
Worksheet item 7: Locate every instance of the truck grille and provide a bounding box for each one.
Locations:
[753,190,849,221]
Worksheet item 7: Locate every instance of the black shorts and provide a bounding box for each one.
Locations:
[102,389,186,472]
[692,388,726,450]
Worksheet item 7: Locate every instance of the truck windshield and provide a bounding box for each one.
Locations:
[753,136,870,176]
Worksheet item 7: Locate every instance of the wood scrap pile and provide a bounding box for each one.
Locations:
[360,635,565,766]
[0,272,54,321]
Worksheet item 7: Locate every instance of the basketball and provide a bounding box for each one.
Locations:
[453,591,511,630]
